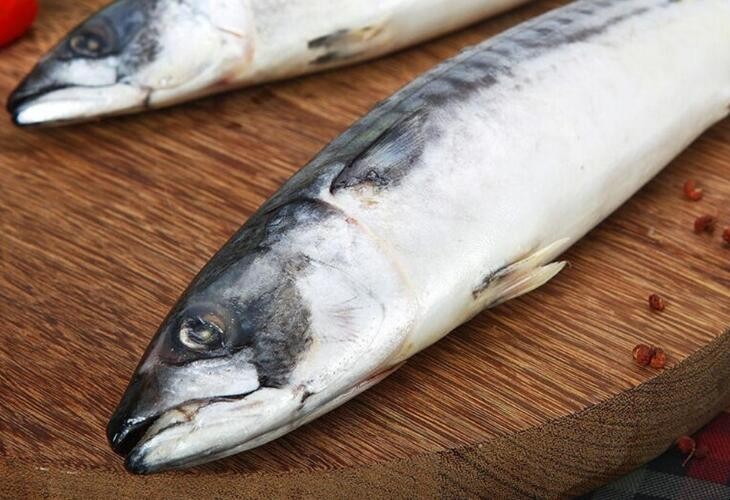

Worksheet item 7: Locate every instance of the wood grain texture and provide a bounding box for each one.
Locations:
[3,332,729,498]
[1,0,729,497]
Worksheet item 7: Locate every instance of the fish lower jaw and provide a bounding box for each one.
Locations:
[123,386,301,474]
[10,84,149,126]
[125,367,402,474]
[126,414,299,474]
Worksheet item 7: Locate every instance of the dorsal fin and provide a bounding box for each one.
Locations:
[330,111,428,193]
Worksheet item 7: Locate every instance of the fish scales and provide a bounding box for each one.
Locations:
[261,0,730,358]
[106,0,730,473]
[262,0,681,204]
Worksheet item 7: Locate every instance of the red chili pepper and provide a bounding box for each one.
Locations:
[0,0,38,47]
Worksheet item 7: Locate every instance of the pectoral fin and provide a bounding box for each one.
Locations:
[330,110,427,193]
[472,239,569,309]
[308,25,386,65]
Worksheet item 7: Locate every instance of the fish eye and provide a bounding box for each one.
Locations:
[178,313,226,351]
[69,27,112,58]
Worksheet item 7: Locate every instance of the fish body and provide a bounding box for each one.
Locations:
[6,0,529,125]
[107,0,730,473]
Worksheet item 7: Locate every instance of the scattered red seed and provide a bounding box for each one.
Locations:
[695,444,709,459]
[632,344,644,359]
[676,436,696,454]
[694,215,717,234]
[632,343,668,369]
[676,435,701,466]
[648,294,666,311]
[649,348,667,369]
[683,179,704,201]
[723,227,730,245]
[633,344,655,366]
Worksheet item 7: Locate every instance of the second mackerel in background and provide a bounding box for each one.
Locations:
[7,0,530,125]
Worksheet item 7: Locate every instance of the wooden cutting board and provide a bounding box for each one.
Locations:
[1,0,729,497]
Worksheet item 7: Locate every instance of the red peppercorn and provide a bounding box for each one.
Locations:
[650,349,667,369]
[694,215,717,234]
[683,180,704,201]
[723,227,730,245]
[633,344,655,366]
[676,435,696,454]
[648,294,666,311]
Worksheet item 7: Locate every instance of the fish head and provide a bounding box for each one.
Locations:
[107,202,414,473]
[7,0,254,126]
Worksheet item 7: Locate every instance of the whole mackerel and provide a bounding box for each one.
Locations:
[7,0,529,126]
[107,0,730,473]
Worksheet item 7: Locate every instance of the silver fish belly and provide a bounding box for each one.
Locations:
[6,0,529,126]
[107,0,730,473]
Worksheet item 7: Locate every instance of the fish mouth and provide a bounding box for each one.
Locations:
[7,83,71,114]
[6,83,74,126]
[7,82,149,126]
[107,413,157,457]
[107,392,258,474]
